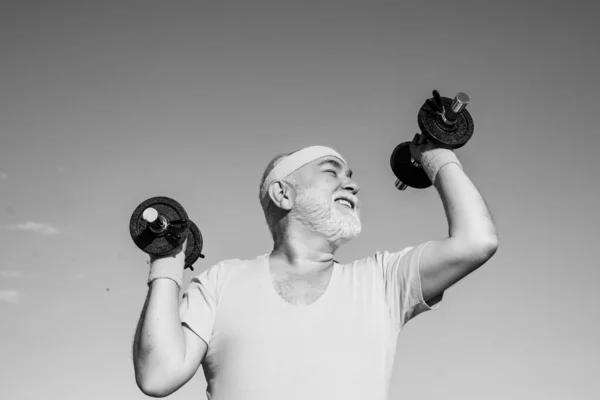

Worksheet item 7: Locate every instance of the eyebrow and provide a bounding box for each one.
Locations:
[318,158,353,178]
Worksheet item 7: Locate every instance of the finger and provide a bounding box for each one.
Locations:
[181,236,188,253]
[148,236,188,263]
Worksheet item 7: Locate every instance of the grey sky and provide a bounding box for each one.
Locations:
[1,1,598,399]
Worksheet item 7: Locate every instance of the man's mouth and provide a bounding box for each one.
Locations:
[334,197,356,210]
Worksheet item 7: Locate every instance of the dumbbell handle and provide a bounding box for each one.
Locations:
[142,207,168,233]
[395,156,422,191]
[450,92,470,113]
[441,92,470,125]
[395,180,408,191]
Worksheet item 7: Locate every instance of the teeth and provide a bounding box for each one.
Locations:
[336,199,353,208]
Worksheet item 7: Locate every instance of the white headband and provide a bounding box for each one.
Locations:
[260,145,346,206]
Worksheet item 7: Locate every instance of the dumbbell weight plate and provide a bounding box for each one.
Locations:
[184,220,204,270]
[418,96,474,149]
[130,196,190,256]
[390,141,432,189]
[130,196,205,270]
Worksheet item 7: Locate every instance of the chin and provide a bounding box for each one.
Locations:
[332,232,359,247]
[328,214,362,246]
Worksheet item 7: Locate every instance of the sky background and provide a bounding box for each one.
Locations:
[1,1,599,399]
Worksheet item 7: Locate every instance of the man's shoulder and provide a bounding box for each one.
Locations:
[218,253,268,272]
[338,246,415,271]
[184,253,268,296]
[191,253,268,280]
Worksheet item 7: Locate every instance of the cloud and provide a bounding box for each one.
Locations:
[0,289,21,304]
[4,221,60,235]
[0,270,24,278]
[0,172,7,181]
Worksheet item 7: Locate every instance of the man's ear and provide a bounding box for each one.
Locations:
[268,180,295,211]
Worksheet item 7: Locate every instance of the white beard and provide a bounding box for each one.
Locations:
[290,186,362,247]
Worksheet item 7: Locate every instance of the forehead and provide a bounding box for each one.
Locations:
[299,156,353,177]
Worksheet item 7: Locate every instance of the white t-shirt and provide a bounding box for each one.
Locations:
[179,242,441,400]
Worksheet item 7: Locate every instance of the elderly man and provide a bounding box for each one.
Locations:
[132,139,498,400]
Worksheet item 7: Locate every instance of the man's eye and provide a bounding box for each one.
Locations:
[325,170,337,176]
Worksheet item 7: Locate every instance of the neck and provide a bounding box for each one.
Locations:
[270,229,337,274]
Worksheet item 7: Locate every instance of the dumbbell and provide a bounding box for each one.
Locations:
[129,196,204,271]
[390,90,474,190]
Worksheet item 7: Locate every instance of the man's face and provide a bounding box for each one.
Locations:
[289,156,361,246]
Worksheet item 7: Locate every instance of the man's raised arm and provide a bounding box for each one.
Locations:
[132,241,207,398]
[410,139,499,303]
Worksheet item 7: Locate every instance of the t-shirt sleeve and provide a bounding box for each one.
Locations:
[179,262,223,346]
[376,241,443,329]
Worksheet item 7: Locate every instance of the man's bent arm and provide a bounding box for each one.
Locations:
[418,163,499,302]
[132,258,207,397]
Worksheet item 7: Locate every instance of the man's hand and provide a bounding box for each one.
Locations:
[149,236,188,264]
[409,133,439,164]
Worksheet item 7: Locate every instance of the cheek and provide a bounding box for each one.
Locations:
[299,190,332,211]
[313,178,338,195]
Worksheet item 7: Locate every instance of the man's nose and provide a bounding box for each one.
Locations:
[342,177,359,195]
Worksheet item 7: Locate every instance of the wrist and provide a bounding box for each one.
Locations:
[148,252,185,290]
[420,148,462,185]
